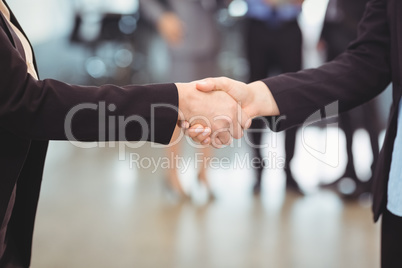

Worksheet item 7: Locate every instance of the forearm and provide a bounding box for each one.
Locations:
[261,0,391,131]
[263,49,390,131]
[0,23,180,144]
[1,76,178,143]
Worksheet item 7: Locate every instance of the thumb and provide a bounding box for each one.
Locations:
[196,77,236,94]
[195,78,219,92]
[196,77,252,129]
[196,77,243,100]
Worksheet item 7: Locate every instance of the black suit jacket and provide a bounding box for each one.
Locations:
[0,2,178,267]
[264,0,397,222]
[320,0,371,60]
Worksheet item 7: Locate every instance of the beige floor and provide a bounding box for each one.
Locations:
[30,139,381,268]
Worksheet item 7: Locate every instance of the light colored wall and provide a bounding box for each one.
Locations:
[7,0,74,44]
[6,0,138,45]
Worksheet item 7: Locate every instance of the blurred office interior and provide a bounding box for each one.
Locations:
[6,0,392,267]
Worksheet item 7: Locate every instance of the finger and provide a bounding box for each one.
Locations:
[230,104,245,139]
[220,104,247,139]
[185,125,211,138]
[232,121,244,140]
[229,115,242,140]
[191,133,211,145]
[216,131,232,146]
[210,122,232,148]
[186,123,211,137]
[177,120,190,129]
[239,107,252,130]
[202,137,211,146]
[211,135,223,149]
[185,125,211,145]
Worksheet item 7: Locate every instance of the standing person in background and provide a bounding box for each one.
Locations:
[244,0,304,195]
[139,0,221,199]
[319,0,381,200]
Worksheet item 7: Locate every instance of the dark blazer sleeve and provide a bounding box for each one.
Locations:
[263,0,391,131]
[0,26,178,144]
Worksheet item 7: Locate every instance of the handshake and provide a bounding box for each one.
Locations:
[175,77,280,148]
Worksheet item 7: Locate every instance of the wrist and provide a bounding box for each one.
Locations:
[175,83,186,121]
[175,82,198,122]
[247,81,280,117]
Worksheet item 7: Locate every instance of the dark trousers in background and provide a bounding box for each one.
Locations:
[245,18,302,189]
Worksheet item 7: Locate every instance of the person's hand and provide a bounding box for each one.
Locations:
[196,77,280,119]
[157,12,183,46]
[177,121,212,145]
[175,81,251,148]
[186,124,212,146]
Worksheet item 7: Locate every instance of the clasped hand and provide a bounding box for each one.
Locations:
[175,77,279,148]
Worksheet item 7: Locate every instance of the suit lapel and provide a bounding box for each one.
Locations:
[0,12,26,62]
[2,1,39,76]
[0,11,16,49]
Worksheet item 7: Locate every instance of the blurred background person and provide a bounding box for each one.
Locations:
[244,0,304,195]
[139,0,221,199]
[318,0,381,200]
